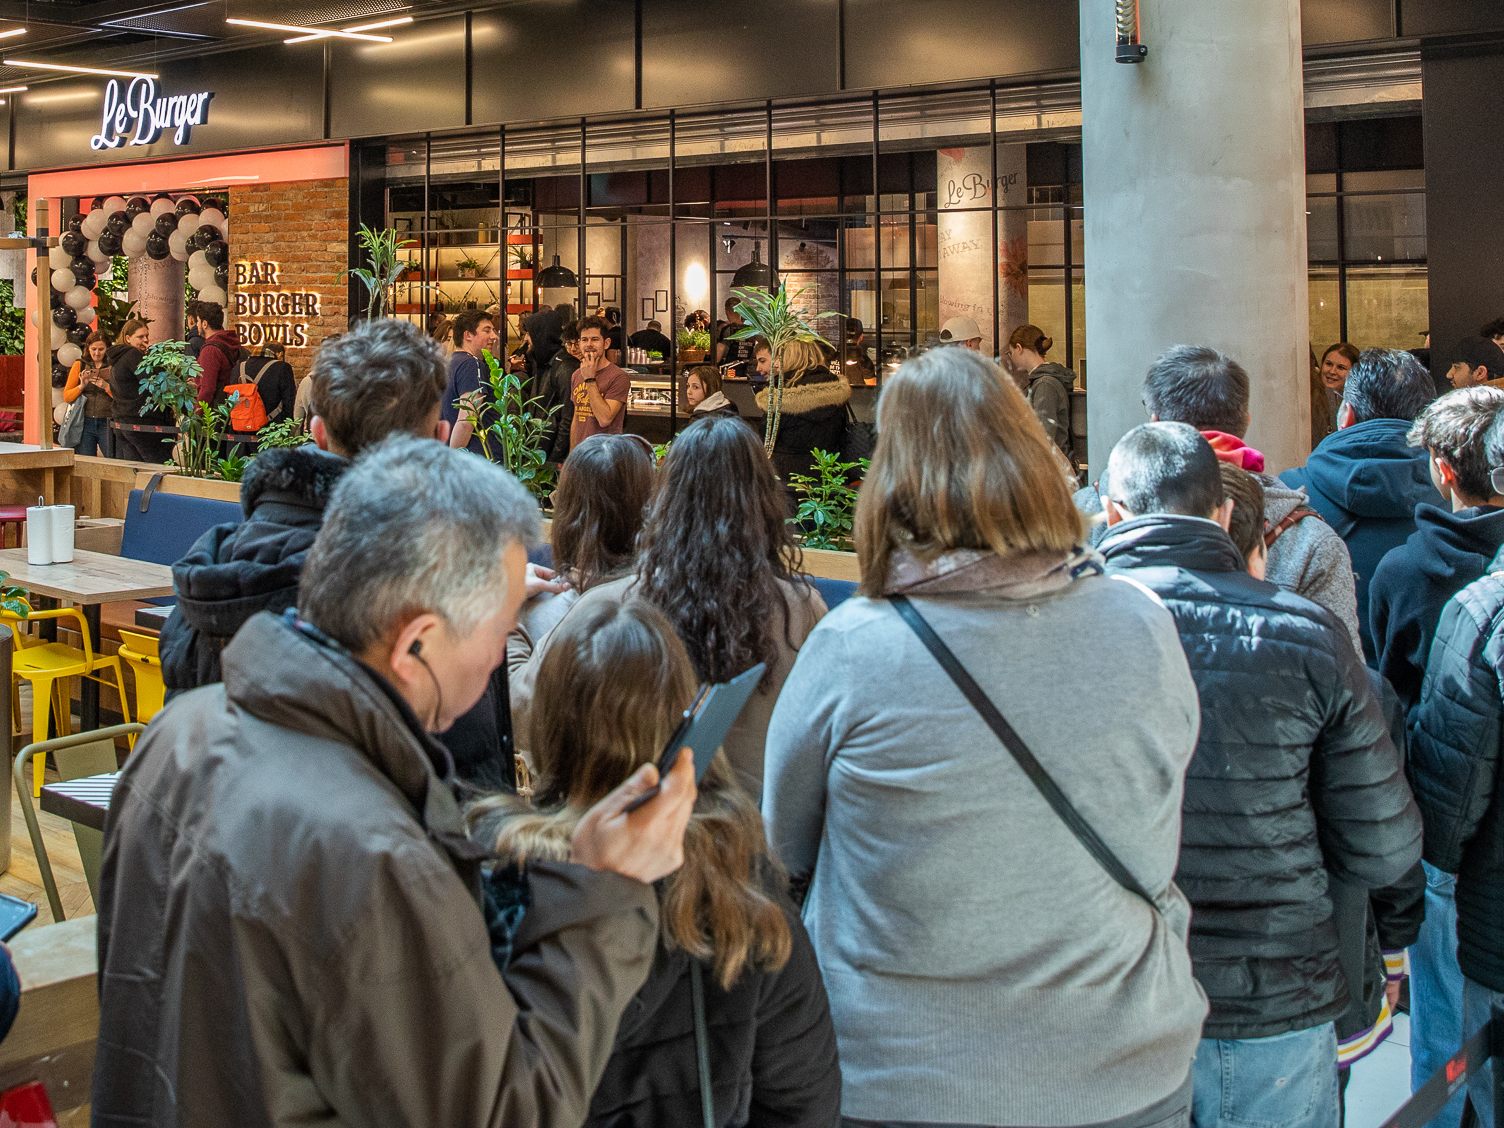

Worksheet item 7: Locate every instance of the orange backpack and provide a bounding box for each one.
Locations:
[224,359,270,434]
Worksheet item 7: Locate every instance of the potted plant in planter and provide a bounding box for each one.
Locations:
[726,281,838,456]
[508,244,534,272]
[787,448,868,552]
[677,327,711,363]
[460,349,561,504]
[456,255,484,280]
[345,223,429,320]
[136,340,243,481]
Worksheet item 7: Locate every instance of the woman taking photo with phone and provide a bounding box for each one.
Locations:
[475,599,839,1127]
[764,347,1207,1128]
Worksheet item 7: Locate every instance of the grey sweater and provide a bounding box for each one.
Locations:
[763,575,1208,1126]
[1074,479,1363,655]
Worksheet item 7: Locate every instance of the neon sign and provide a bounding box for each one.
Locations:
[89,77,213,150]
[232,261,321,348]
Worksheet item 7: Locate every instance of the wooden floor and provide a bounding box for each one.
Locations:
[0,771,91,926]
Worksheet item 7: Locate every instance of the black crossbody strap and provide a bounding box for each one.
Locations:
[890,594,1158,908]
[689,961,715,1128]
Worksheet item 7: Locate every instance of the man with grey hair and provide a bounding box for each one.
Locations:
[1099,422,1420,1128]
[93,436,698,1128]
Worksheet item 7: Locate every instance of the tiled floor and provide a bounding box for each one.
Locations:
[1348,1012,1417,1127]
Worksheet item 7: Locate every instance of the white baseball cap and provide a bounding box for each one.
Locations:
[939,316,983,344]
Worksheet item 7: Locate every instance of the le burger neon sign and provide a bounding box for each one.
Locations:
[90,77,213,150]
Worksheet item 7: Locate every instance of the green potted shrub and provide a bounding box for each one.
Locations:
[345,224,428,320]
[456,255,484,280]
[460,349,561,504]
[787,448,868,552]
[676,327,711,363]
[726,281,838,456]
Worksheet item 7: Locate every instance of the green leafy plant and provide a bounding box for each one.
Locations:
[213,449,249,483]
[727,281,838,456]
[787,449,868,551]
[676,327,711,352]
[346,224,424,321]
[0,281,24,356]
[137,341,237,480]
[0,571,29,619]
[256,417,312,450]
[461,349,561,503]
[651,440,673,465]
[94,255,138,344]
[507,244,533,271]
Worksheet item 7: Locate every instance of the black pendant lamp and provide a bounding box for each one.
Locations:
[731,241,773,290]
[536,254,578,289]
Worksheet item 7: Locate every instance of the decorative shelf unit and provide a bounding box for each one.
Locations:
[387,207,539,342]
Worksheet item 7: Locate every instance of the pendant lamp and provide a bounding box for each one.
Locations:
[537,254,578,288]
[731,242,773,290]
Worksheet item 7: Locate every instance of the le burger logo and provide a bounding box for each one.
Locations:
[90,76,213,150]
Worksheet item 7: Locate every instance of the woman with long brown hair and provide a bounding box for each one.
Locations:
[108,318,171,462]
[476,599,839,1126]
[62,330,114,456]
[764,347,1207,1127]
[756,337,850,487]
[513,415,825,797]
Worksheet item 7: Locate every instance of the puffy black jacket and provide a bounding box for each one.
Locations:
[1100,515,1423,1039]
[159,444,513,788]
[584,886,840,1127]
[1408,564,1504,992]
[756,367,849,485]
[106,342,170,425]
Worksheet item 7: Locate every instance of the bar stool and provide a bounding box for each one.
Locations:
[0,506,24,549]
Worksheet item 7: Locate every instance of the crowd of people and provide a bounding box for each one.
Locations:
[82,313,1504,1128]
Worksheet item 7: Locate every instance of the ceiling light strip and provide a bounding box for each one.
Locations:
[225,17,392,42]
[3,58,157,80]
[284,16,413,44]
[0,28,24,41]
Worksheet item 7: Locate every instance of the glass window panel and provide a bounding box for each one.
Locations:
[1307,173,1337,193]
[1346,266,1429,351]
[1024,269,1068,370]
[1071,269,1086,383]
[1342,192,1426,263]
[1307,197,1339,262]
[1309,269,1341,358]
[1342,169,1424,192]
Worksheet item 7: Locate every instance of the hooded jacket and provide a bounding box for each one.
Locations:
[106,341,167,424]
[756,367,850,484]
[159,443,515,788]
[93,611,661,1127]
[1100,515,1422,1040]
[1280,418,1443,662]
[196,327,244,403]
[1025,361,1077,455]
[692,390,740,418]
[1408,560,1504,992]
[1370,502,1504,713]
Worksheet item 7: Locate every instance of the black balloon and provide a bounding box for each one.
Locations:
[175,197,201,216]
[214,265,229,288]
[97,231,122,256]
[68,255,92,277]
[153,213,177,237]
[88,198,103,212]
[66,215,84,234]
[51,306,76,329]
[60,231,86,257]
[145,232,170,260]
[204,240,228,267]
[105,212,129,236]
[200,196,225,213]
[194,224,219,247]
[67,325,90,346]
[125,196,150,217]
[28,267,35,285]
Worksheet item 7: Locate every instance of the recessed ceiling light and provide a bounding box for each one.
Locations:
[3,59,157,79]
[284,16,413,44]
[225,17,393,42]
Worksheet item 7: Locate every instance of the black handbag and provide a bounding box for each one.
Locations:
[890,594,1159,909]
[839,402,875,463]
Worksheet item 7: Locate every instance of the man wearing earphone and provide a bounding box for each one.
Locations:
[93,435,698,1128]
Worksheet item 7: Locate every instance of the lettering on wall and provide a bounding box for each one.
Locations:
[90,77,213,150]
[232,260,321,348]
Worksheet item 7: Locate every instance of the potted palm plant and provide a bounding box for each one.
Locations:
[345,224,428,320]
[726,282,838,455]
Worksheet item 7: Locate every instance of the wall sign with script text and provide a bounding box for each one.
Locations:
[89,77,213,150]
[232,261,321,348]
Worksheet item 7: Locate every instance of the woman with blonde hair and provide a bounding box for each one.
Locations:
[477,599,840,1126]
[764,347,1208,1127]
[756,336,850,486]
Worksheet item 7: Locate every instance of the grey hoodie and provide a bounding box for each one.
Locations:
[1026,362,1078,455]
[1074,477,1363,655]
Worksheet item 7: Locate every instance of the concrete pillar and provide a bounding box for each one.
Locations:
[129,257,185,345]
[1080,0,1309,476]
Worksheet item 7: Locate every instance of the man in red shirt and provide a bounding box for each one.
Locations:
[570,315,630,450]
[194,302,245,403]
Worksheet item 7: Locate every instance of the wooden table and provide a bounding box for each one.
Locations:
[0,443,73,506]
[0,548,174,729]
[39,772,115,833]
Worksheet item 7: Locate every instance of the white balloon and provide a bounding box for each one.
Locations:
[64,285,91,310]
[149,197,174,217]
[81,211,106,239]
[168,231,189,261]
[27,304,37,327]
[197,284,227,306]
[103,196,126,216]
[187,249,208,272]
[48,246,70,270]
[121,230,147,259]
[216,219,229,239]
[56,343,81,368]
[130,211,155,235]
[188,269,216,292]
[199,207,226,229]
[50,267,76,292]
[176,213,199,236]
[50,322,68,350]
[76,305,97,326]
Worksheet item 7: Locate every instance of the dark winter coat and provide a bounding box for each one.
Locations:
[1025,361,1077,455]
[1280,418,1443,662]
[1408,561,1504,992]
[583,883,841,1127]
[542,351,580,463]
[196,328,244,403]
[1100,515,1423,1040]
[756,367,850,485]
[159,444,515,788]
[106,342,167,425]
[1370,502,1504,713]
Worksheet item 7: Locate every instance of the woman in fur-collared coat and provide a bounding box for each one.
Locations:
[756,338,851,486]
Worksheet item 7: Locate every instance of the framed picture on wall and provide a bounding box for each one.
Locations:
[587,291,602,309]
[641,297,656,321]
[655,289,669,312]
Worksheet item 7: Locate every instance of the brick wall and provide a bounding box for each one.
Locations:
[228,177,348,377]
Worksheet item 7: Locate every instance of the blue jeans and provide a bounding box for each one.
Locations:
[1412,862,1467,1128]
[1463,977,1504,1128]
[1191,1023,1338,1128]
[77,416,109,458]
